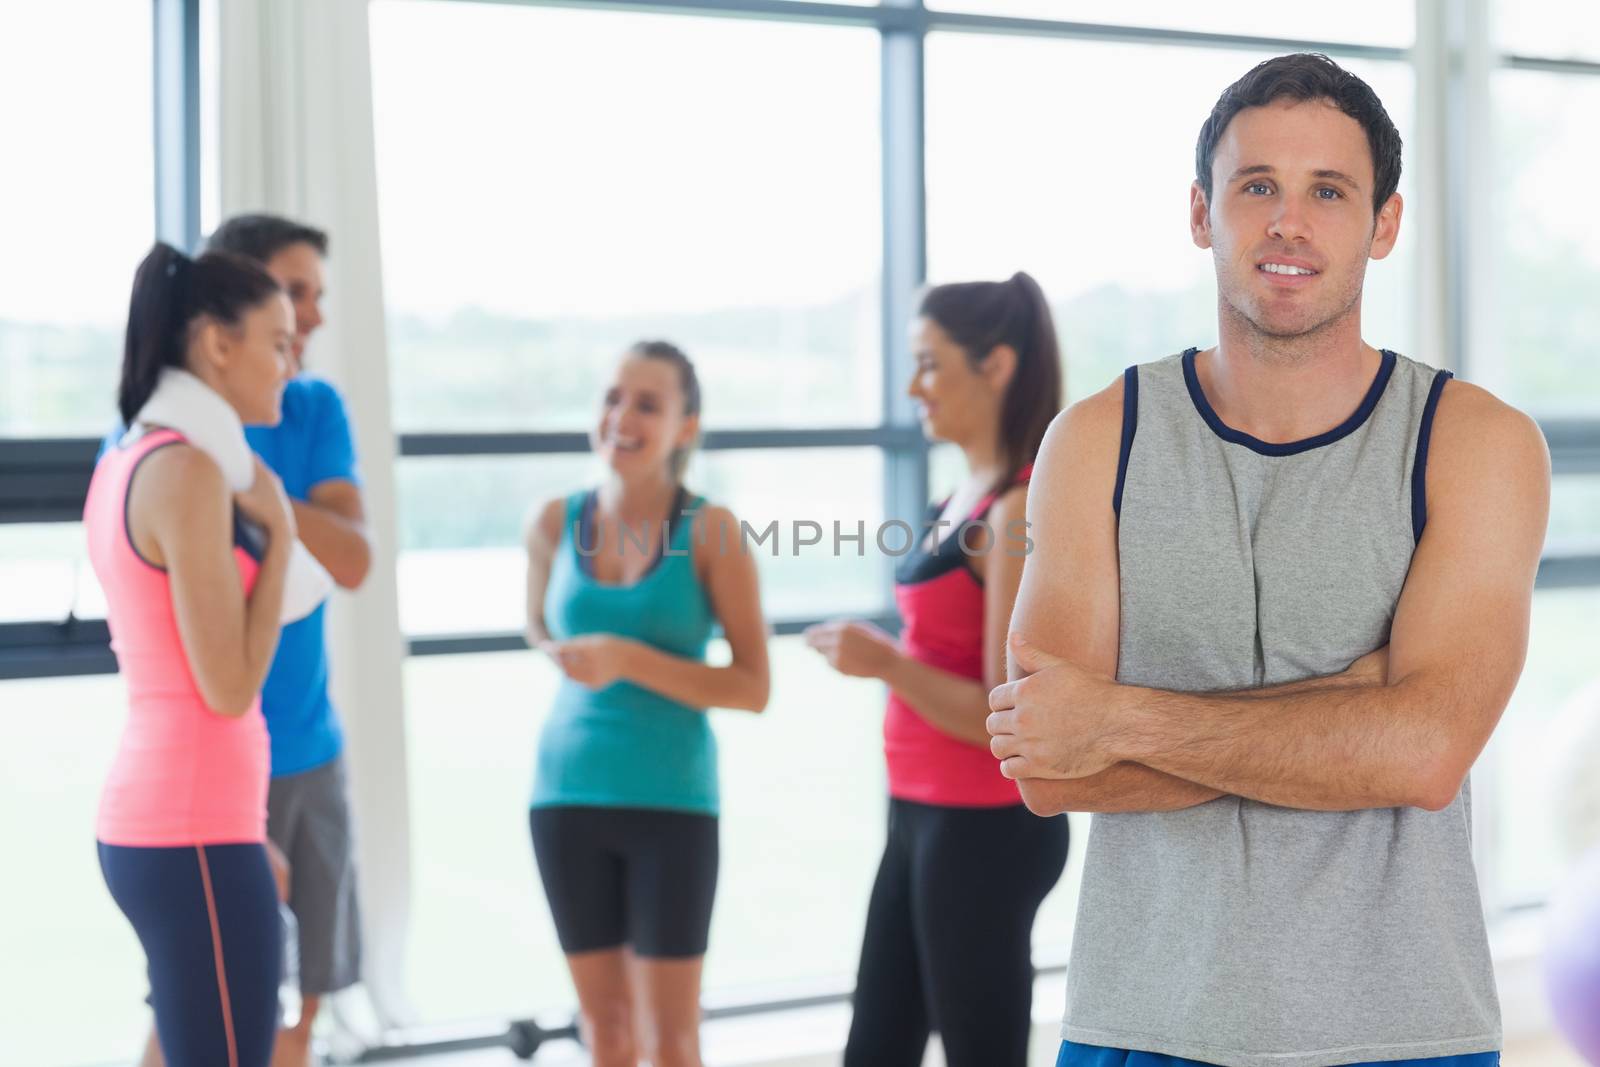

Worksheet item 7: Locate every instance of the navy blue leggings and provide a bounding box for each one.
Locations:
[99,842,282,1067]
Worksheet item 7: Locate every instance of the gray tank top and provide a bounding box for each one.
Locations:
[1062,349,1500,1066]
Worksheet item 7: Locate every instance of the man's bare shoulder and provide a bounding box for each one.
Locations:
[1428,378,1549,487]
[1038,374,1124,472]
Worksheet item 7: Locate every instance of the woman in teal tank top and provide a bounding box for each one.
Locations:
[523,341,770,1067]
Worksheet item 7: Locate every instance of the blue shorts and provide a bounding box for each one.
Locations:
[1057,1041,1500,1067]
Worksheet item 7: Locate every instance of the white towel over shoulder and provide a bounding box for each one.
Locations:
[132,368,334,623]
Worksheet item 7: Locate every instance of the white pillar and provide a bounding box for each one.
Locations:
[1411,0,1452,375]
[216,0,415,1028]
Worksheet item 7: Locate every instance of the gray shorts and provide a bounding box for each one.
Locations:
[267,755,362,996]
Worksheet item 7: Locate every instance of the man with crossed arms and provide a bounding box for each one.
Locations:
[988,53,1548,1067]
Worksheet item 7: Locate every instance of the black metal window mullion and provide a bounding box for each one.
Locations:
[153,0,202,251]
[455,0,1417,59]
[397,427,926,457]
[880,0,931,538]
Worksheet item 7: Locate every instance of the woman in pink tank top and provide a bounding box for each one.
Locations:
[805,273,1069,1067]
[86,242,295,1067]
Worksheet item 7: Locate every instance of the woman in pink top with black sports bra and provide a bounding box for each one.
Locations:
[806,273,1069,1067]
[86,243,295,1067]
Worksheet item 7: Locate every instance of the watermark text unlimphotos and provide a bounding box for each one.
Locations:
[571,514,1034,559]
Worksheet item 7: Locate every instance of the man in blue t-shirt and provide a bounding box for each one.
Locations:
[136,214,372,1067]
[224,214,372,1067]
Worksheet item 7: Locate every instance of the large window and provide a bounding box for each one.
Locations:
[925,1,1414,48]
[1480,70,1600,417]
[1475,23,1600,907]
[1490,585,1600,907]
[1,673,150,1067]
[369,1,883,434]
[0,0,154,436]
[1494,2,1600,62]
[0,525,105,625]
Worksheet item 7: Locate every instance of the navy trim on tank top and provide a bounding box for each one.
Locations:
[117,431,270,571]
[576,485,691,582]
[1411,369,1454,544]
[121,437,267,571]
[1181,347,1398,456]
[896,472,1030,588]
[1113,365,1139,518]
[896,502,990,586]
[122,437,184,573]
[232,507,268,564]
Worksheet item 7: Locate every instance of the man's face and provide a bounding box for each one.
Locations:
[262,240,326,373]
[1191,98,1401,343]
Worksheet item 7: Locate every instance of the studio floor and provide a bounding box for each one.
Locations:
[329,981,1589,1067]
[369,1033,1587,1067]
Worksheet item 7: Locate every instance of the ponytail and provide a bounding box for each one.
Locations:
[120,244,191,424]
[118,242,282,424]
[918,270,1064,494]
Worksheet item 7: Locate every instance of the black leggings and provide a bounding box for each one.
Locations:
[844,798,1069,1067]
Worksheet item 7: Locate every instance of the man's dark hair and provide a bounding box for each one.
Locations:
[1196,53,1402,215]
[206,213,329,263]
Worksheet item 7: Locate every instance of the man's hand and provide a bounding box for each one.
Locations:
[297,479,371,590]
[987,632,1124,780]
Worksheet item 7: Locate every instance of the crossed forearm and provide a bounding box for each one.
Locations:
[1018,664,1391,814]
[1018,762,1223,814]
[1114,677,1445,811]
[291,499,371,589]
